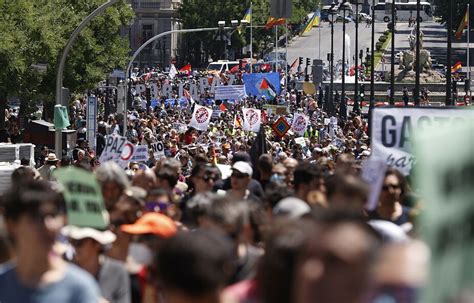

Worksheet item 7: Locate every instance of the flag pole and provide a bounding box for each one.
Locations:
[250,1,253,73]
[275,25,278,72]
[285,18,289,82]
[468,3,471,100]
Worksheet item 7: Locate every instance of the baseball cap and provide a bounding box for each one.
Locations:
[121,213,177,238]
[273,197,311,219]
[232,161,253,176]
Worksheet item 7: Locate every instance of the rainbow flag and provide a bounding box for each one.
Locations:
[451,61,462,74]
[265,17,286,30]
[455,8,469,40]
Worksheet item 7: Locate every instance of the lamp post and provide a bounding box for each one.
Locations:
[414,0,421,106]
[55,0,118,157]
[390,0,396,105]
[329,1,337,108]
[446,1,452,106]
[341,1,350,110]
[354,0,361,114]
[370,0,375,107]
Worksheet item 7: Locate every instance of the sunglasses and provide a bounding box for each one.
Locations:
[382,184,401,191]
[69,238,88,247]
[201,174,217,182]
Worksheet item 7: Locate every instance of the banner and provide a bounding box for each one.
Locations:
[371,107,474,175]
[243,72,281,99]
[291,113,309,136]
[189,104,213,131]
[214,85,246,100]
[416,122,474,303]
[99,134,137,168]
[53,167,108,229]
[150,141,165,159]
[242,108,262,133]
[361,157,387,211]
[130,145,149,162]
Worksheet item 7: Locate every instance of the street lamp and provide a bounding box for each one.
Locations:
[390,0,396,105]
[329,1,337,109]
[354,0,361,115]
[370,0,375,108]
[414,0,421,106]
[340,0,351,119]
[446,1,453,106]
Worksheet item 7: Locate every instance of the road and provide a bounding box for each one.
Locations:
[286,21,388,71]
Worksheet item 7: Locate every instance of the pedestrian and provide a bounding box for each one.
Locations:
[0,180,101,302]
[402,86,409,106]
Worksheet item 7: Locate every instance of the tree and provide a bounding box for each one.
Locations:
[177,0,319,66]
[0,0,134,127]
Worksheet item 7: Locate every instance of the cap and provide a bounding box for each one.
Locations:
[273,197,311,219]
[45,153,59,162]
[232,161,253,176]
[121,213,177,238]
[62,226,116,245]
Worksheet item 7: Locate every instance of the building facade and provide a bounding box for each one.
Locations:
[127,0,181,69]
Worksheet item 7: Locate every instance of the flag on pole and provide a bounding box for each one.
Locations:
[452,61,462,74]
[233,115,243,129]
[455,8,469,40]
[179,64,192,75]
[289,58,298,71]
[243,8,252,23]
[313,10,321,27]
[300,13,317,36]
[265,17,286,30]
[189,105,212,131]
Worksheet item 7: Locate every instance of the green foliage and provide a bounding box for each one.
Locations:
[0,0,133,122]
[178,0,319,66]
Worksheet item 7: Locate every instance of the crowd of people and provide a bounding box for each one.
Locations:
[0,66,431,303]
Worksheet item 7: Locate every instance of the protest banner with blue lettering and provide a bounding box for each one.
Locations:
[99,134,137,168]
[371,107,474,175]
[215,85,246,100]
[243,73,281,99]
[130,145,149,162]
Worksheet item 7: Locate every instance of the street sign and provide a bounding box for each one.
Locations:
[87,95,97,151]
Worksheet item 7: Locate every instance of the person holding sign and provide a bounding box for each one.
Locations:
[0,180,101,302]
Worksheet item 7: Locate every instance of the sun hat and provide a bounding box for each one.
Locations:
[121,212,177,238]
[62,226,116,245]
[232,161,253,176]
[45,153,59,162]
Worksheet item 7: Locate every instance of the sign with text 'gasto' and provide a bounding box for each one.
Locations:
[371,107,474,175]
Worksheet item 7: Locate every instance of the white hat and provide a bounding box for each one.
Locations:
[273,197,311,219]
[232,161,253,176]
[62,226,116,245]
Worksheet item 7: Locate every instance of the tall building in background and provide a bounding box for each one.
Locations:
[127,0,181,69]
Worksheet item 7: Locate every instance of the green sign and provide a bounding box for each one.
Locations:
[54,167,108,229]
[416,122,474,303]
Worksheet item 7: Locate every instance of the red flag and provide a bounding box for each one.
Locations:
[219,103,227,111]
[265,17,286,30]
[289,58,298,71]
[179,64,192,75]
[260,78,269,90]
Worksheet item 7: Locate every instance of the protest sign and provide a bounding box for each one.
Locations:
[416,122,474,303]
[361,157,387,211]
[291,113,309,136]
[243,73,281,99]
[371,107,474,175]
[150,141,165,158]
[294,137,306,147]
[54,167,108,229]
[214,85,246,100]
[130,145,149,162]
[189,105,213,131]
[242,108,261,133]
[99,134,136,168]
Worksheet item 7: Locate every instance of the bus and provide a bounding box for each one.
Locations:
[374,2,433,22]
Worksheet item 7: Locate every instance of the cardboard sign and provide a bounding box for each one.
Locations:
[150,141,165,159]
[361,157,387,211]
[371,107,474,175]
[99,134,136,168]
[416,122,474,303]
[130,145,149,162]
[291,113,309,136]
[242,108,261,133]
[189,105,212,131]
[294,137,306,147]
[54,167,108,229]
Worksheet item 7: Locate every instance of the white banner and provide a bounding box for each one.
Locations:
[189,105,213,131]
[214,85,246,100]
[150,141,165,159]
[371,107,474,175]
[291,113,309,136]
[361,157,388,211]
[242,108,261,133]
[130,145,149,163]
[99,134,137,168]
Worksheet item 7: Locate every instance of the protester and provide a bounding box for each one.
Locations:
[0,180,101,302]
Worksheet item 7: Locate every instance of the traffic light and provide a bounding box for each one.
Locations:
[359,84,365,100]
[306,58,311,66]
[465,79,470,93]
[299,57,303,65]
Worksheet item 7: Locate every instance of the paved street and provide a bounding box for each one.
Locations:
[286,21,388,70]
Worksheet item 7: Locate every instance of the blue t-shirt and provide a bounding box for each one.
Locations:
[0,262,100,303]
